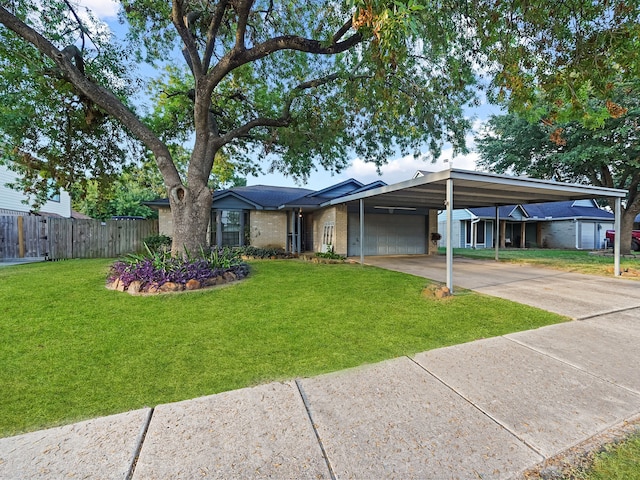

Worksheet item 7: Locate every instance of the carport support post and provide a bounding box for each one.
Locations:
[495,206,500,261]
[614,197,621,276]
[359,199,365,265]
[296,210,301,253]
[446,179,453,293]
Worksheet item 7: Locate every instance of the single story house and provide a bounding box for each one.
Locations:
[146,168,628,288]
[437,199,615,250]
[145,177,440,257]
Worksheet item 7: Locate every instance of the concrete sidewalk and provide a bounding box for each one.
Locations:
[0,258,45,267]
[1,259,639,479]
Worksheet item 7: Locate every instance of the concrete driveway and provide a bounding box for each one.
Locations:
[362,254,640,319]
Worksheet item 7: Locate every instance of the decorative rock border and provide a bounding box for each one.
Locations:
[106,271,242,295]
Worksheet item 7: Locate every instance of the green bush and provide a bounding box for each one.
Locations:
[143,234,172,252]
[315,251,346,260]
[235,245,289,258]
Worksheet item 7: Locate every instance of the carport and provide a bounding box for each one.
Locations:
[326,169,628,292]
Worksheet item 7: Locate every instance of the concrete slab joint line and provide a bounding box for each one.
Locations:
[125,407,154,480]
[577,304,640,321]
[295,379,337,480]
[406,354,545,458]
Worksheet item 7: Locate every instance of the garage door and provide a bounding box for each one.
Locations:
[347,213,426,256]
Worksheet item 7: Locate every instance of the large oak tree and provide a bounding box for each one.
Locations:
[1,0,639,254]
[0,0,477,254]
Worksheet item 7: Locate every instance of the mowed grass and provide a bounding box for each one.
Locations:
[444,248,640,277]
[574,433,640,479]
[0,259,564,437]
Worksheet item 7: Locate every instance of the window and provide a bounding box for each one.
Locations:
[465,220,486,245]
[322,222,334,245]
[221,210,241,246]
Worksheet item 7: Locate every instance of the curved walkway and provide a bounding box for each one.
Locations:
[1,256,639,479]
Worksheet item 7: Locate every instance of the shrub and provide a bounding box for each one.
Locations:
[142,234,172,252]
[108,246,248,289]
[234,245,290,259]
[315,251,346,260]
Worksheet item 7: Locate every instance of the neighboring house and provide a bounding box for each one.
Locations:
[146,177,438,256]
[438,199,614,250]
[0,164,72,218]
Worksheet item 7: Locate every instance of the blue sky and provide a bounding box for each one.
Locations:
[80,0,502,191]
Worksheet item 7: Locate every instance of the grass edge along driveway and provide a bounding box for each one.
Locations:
[0,258,566,438]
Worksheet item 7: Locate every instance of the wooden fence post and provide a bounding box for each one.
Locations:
[17,216,25,258]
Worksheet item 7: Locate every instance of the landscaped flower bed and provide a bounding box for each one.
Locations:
[107,246,249,294]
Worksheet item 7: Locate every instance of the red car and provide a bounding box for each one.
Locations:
[605,230,640,251]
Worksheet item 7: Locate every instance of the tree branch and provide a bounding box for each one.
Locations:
[234,0,253,52]
[333,18,354,44]
[0,6,181,189]
[215,71,346,148]
[172,0,203,77]
[243,31,364,63]
[202,0,230,71]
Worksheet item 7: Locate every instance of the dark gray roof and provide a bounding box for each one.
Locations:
[469,200,613,220]
[468,205,525,219]
[214,185,313,208]
[279,179,387,209]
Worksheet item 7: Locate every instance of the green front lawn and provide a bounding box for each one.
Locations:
[0,259,564,437]
[442,247,640,277]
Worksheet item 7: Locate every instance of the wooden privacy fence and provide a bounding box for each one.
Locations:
[0,216,48,259]
[0,216,158,260]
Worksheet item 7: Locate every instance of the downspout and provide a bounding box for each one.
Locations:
[290,210,296,253]
[216,210,222,248]
[575,219,580,250]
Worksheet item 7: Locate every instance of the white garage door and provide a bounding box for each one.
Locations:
[347,213,426,256]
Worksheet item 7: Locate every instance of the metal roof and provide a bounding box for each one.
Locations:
[324,169,627,209]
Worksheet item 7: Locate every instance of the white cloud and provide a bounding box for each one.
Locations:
[75,0,119,19]
[337,118,490,186]
[339,148,480,186]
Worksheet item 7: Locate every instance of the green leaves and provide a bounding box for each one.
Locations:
[472,0,640,126]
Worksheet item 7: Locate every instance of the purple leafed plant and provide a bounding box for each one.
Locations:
[108,246,248,289]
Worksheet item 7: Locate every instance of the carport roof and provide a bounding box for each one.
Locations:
[323,168,627,209]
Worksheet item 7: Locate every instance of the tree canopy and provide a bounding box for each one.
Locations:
[1,0,639,253]
[471,0,640,127]
[476,88,640,252]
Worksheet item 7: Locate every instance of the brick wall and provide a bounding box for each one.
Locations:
[540,220,575,249]
[249,210,288,249]
[335,204,348,256]
[311,205,348,255]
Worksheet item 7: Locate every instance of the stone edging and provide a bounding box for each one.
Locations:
[106,271,241,295]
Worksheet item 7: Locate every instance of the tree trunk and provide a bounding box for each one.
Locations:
[168,182,212,256]
[619,208,638,255]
